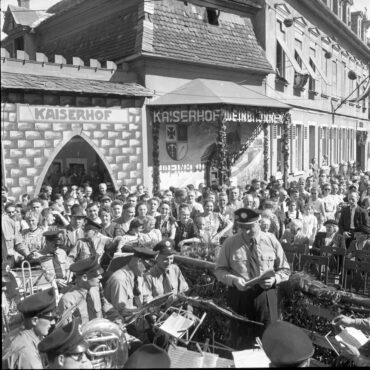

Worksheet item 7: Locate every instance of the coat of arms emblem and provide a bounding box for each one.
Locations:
[166,124,188,161]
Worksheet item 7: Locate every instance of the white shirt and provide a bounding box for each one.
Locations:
[350,206,356,229]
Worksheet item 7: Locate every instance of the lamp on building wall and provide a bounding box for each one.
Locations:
[324,51,332,59]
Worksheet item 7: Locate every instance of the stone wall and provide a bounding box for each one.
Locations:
[1,102,144,200]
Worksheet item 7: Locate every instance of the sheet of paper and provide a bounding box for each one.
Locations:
[335,327,369,349]
[168,345,203,368]
[232,349,271,368]
[159,312,194,338]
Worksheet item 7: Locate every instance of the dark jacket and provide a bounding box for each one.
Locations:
[338,206,370,235]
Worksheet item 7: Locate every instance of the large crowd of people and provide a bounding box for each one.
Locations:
[2,165,370,368]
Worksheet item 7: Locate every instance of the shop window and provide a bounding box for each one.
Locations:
[206,8,219,26]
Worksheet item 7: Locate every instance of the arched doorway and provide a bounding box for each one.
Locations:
[38,135,117,194]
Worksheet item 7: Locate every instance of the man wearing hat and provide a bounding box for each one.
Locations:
[262,320,314,367]
[3,288,58,369]
[58,255,122,326]
[215,208,290,350]
[38,317,92,369]
[145,238,188,297]
[68,217,113,264]
[39,229,69,289]
[124,343,170,368]
[104,246,157,341]
[64,205,86,254]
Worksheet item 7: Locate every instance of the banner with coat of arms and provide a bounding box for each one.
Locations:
[166,124,188,161]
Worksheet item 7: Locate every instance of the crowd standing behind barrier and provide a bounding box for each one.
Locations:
[2,166,370,368]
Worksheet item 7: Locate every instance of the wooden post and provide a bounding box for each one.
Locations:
[263,122,269,182]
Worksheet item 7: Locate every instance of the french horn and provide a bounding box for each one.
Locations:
[81,318,128,368]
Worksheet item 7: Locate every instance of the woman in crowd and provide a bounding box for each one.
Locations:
[321,183,337,221]
[99,206,122,238]
[197,200,232,245]
[22,210,45,253]
[136,201,151,224]
[155,200,177,240]
[301,204,318,247]
[308,186,325,221]
[312,219,345,255]
[39,208,69,231]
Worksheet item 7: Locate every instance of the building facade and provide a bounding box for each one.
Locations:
[2,0,369,193]
[254,0,370,177]
[1,48,151,200]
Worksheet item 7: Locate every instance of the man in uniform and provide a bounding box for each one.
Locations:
[3,288,58,369]
[58,255,123,327]
[215,208,290,350]
[104,246,157,341]
[262,321,314,367]
[145,238,188,297]
[38,317,92,369]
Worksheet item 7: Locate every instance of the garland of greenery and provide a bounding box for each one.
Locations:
[216,110,228,185]
[263,123,269,181]
[152,119,160,194]
[282,112,292,188]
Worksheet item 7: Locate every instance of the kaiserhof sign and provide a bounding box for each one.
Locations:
[152,107,284,124]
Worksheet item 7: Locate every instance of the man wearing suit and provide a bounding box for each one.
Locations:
[338,192,370,249]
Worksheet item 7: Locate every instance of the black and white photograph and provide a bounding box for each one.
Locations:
[1,0,370,368]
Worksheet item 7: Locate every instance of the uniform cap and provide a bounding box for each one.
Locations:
[324,219,338,226]
[153,238,176,256]
[234,208,260,224]
[84,217,103,231]
[17,287,57,318]
[124,344,170,368]
[38,317,88,355]
[132,246,158,260]
[100,195,112,201]
[129,218,144,230]
[71,205,86,217]
[262,321,314,366]
[69,255,103,277]
[43,229,63,240]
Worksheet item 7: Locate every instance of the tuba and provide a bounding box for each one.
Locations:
[81,318,128,369]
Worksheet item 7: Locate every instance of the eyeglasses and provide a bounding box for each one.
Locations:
[37,314,58,321]
[66,353,85,361]
[324,189,331,191]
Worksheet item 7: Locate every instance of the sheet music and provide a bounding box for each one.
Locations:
[159,312,194,338]
[335,327,369,349]
[168,345,203,368]
[232,349,271,368]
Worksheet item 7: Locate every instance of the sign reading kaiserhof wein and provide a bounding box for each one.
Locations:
[152,107,285,124]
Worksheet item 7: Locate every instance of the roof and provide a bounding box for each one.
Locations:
[37,4,138,64]
[47,0,88,15]
[6,4,51,28]
[1,72,153,97]
[149,79,290,109]
[147,0,273,73]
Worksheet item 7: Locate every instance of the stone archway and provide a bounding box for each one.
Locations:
[35,132,119,195]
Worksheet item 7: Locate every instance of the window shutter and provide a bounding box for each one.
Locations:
[272,125,277,139]
[304,126,308,140]
[288,125,292,140]
[292,125,297,139]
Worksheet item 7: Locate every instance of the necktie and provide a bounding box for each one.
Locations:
[249,237,260,278]
[162,270,173,293]
[133,275,141,296]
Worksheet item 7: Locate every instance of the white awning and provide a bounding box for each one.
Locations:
[294,47,319,80]
[276,35,303,74]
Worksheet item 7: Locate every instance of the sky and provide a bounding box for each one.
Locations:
[0,0,369,40]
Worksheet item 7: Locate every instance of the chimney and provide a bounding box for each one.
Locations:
[17,0,30,9]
